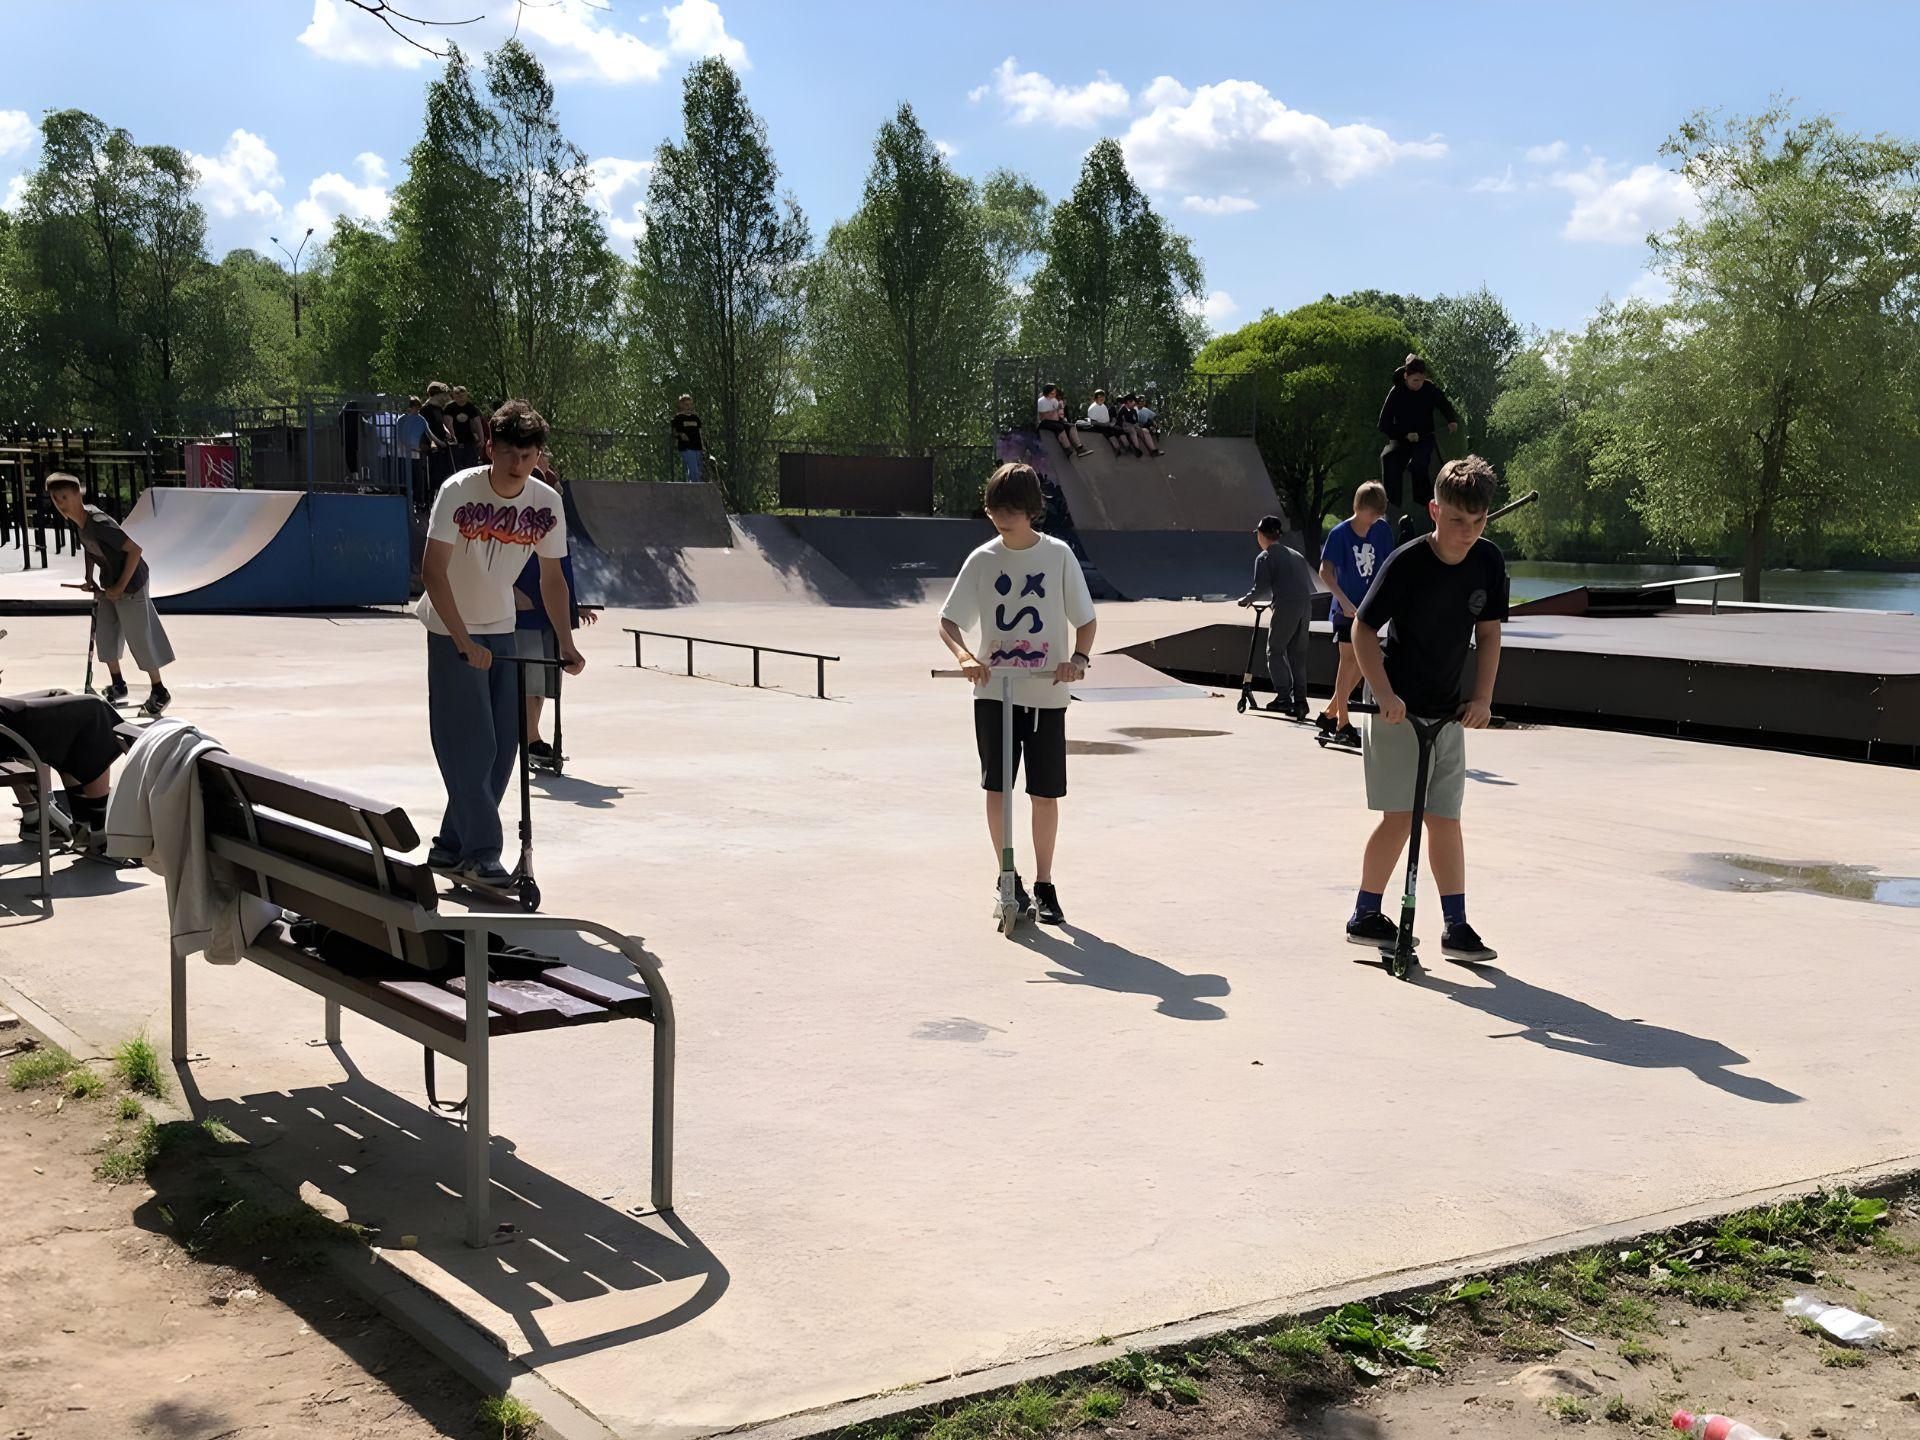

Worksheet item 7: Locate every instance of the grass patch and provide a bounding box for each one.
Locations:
[1075,1389,1124,1422]
[1819,1346,1867,1369]
[115,1093,144,1121]
[1602,1394,1633,1423]
[1100,1353,1200,1406]
[1547,1396,1592,1423]
[113,1034,167,1098]
[63,1065,105,1098]
[7,1045,77,1090]
[1615,1338,1662,1366]
[94,1117,161,1183]
[477,1394,541,1439]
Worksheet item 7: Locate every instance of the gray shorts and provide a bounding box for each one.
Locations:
[1363,712,1465,819]
[516,628,560,698]
[95,588,176,673]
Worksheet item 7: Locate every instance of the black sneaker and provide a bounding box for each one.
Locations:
[1345,911,1400,948]
[140,686,171,717]
[1441,923,1498,964]
[1033,881,1065,925]
[1013,874,1034,917]
[528,739,554,759]
[103,678,129,705]
[1315,711,1336,735]
[1290,703,1311,722]
[1263,697,1286,713]
[1336,723,1362,748]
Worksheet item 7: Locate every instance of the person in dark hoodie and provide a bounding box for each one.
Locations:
[1377,354,1459,538]
[1236,515,1318,718]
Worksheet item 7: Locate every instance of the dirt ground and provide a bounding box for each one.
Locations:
[0,1030,486,1440]
[1091,1207,1920,1440]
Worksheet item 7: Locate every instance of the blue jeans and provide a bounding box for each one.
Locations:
[680,449,702,483]
[426,630,522,867]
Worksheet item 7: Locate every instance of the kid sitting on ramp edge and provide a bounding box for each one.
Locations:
[1345,457,1507,964]
[939,462,1096,926]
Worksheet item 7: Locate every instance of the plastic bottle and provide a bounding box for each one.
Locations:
[1671,1410,1778,1440]
[1782,1292,1890,1346]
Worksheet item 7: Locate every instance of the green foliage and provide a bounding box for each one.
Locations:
[1603,1394,1633,1423]
[1547,1395,1592,1422]
[114,1034,167,1098]
[801,105,1011,453]
[1075,1388,1124,1421]
[1099,1350,1200,1405]
[1199,301,1413,548]
[115,1093,144,1121]
[64,1065,105,1099]
[95,1117,161,1183]
[477,1394,542,1439]
[1820,1344,1867,1368]
[1613,103,1920,598]
[640,57,810,506]
[1020,140,1201,386]
[1315,1302,1440,1378]
[7,1045,78,1090]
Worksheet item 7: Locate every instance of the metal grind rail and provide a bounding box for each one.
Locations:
[625,627,841,699]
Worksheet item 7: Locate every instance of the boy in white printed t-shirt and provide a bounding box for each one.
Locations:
[417,400,584,890]
[939,463,1097,925]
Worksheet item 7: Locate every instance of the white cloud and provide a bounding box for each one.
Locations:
[1524,140,1568,163]
[191,129,285,221]
[1184,289,1240,330]
[1471,165,1518,194]
[1122,79,1446,197]
[1180,193,1258,215]
[292,152,393,241]
[934,138,959,159]
[0,109,33,158]
[519,0,670,83]
[296,0,433,69]
[1551,157,1697,243]
[587,155,653,249]
[2,174,28,214]
[972,58,1130,128]
[662,0,748,65]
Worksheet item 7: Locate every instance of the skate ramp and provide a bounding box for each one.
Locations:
[781,516,993,601]
[1079,531,1259,602]
[569,513,872,608]
[0,488,410,613]
[1054,434,1278,533]
[565,479,732,551]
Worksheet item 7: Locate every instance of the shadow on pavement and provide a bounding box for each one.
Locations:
[1014,922,1230,1020]
[1418,964,1802,1104]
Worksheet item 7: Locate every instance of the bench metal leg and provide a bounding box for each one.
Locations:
[463,924,491,1247]
[651,986,676,1211]
[324,998,341,1045]
[169,942,188,1063]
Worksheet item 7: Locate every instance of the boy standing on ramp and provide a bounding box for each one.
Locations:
[1236,516,1316,718]
[1344,458,1507,963]
[939,463,1096,926]
[417,401,583,890]
[45,473,175,715]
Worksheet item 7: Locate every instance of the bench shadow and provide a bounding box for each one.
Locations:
[0,847,146,923]
[1417,964,1802,1104]
[1012,923,1230,1020]
[173,1054,728,1367]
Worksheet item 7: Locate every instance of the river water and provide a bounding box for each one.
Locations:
[1506,561,1920,613]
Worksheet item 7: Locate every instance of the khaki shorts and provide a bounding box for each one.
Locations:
[95,588,176,673]
[1363,712,1465,819]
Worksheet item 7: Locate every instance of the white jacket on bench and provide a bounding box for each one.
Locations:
[106,718,279,964]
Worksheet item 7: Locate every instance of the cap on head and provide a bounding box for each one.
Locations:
[44,471,83,497]
[1401,354,1426,376]
[1256,514,1286,538]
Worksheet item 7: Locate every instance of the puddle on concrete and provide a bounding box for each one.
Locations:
[913,1018,1005,1043]
[1112,727,1231,741]
[1067,740,1139,755]
[1686,855,1920,908]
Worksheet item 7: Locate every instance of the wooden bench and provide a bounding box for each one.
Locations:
[115,723,675,1245]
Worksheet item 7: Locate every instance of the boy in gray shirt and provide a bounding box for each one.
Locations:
[45,473,175,715]
[1237,515,1317,718]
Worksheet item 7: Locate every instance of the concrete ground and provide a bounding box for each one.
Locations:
[2,598,1917,1439]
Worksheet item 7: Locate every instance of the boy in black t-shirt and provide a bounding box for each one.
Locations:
[1345,456,1508,963]
[672,394,705,482]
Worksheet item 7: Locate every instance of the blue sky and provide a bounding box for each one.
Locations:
[3,1,1914,336]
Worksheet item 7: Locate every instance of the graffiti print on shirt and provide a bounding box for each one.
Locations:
[991,570,1050,661]
[454,501,559,560]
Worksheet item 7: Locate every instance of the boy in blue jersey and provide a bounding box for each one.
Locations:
[1316,481,1395,746]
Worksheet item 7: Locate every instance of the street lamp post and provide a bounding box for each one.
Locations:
[270,226,316,339]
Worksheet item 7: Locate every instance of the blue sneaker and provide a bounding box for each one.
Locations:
[426,847,461,872]
[456,859,515,891]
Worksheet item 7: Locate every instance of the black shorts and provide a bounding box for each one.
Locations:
[1038,418,1071,435]
[1331,613,1354,645]
[974,699,1067,798]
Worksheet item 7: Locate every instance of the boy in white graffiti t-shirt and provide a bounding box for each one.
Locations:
[939,463,1097,925]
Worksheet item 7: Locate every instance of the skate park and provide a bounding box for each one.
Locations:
[3,416,1919,1439]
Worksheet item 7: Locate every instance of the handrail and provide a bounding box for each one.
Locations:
[625,626,840,699]
[1640,571,1742,591]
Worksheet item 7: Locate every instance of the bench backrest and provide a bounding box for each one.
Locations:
[197,750,451,972]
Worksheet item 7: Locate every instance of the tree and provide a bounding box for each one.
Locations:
[1328,285,1523,459]
[1021,139,1201,386]
[1199,302,1414,552]
[802,104,1010,452]
[640,58,810,508]
[1617,105,1920,599]
[978,168,1048,288]
[304,219,396,395]
[1489,314,1651,560]
[8,109,232,430]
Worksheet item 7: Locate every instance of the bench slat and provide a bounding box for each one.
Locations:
[533,965,653,1016]
[203,751,418,852]
[447,974,606,1023]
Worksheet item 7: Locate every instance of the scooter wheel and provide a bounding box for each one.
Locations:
[996,903,1019,935]
[517,877,541,912]
[1236,694,1250,714]
[551,757,566,776]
